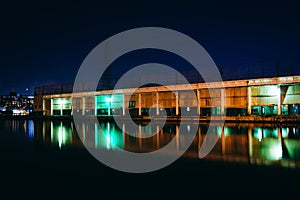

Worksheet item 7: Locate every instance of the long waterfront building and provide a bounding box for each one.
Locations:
[33,75,300,120]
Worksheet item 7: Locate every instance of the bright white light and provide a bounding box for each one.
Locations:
[57,99,64,105]
[105,97,112,103]
[187,107,190,112]
[270,144,282,160]
[267,86,280,97]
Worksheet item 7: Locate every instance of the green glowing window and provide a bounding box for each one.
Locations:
[129,101,136,107]
[52,98,72,110]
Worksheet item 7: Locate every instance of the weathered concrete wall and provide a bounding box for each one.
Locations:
[284,85,300,104]
[224,87,247,108]
[179,91,197,107]
[251,86,279,106]
[200,89,221,107]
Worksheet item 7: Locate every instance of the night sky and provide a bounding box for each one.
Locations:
[1,0,300,95]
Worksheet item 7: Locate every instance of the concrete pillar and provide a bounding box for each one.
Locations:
[156,92,159,115]
[42,99,46,115]
[50,99,53,116]
[175,91,179,116]
[138,93,142,116]
[220,89,225,115]
[197,89,201,115]
[122,95,125,116]
[107,99,111,116]
[94,96,97,116]
[82,97,85,115]
[278,86,282,115]
[247,86,252,115]
[60,99,63,116]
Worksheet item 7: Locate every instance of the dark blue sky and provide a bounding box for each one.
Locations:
[1,0,300,95]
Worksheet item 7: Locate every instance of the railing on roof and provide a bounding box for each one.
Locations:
[34,58,300,95]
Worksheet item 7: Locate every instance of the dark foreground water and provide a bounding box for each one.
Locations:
[1,119,300,194]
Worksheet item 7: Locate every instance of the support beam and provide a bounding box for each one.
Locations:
[107,98,111,116]
[138,93,142,116]
[197,89,201,115]
[156,92,159,115]
[278,86,282,116]
[82,97,85,115]
[50,99,53,116]
[122,95,125,116]
[94,96,97,116]
[175,91,179,116]
[220,89,225,115]
[60,99,63,116]
[247,86,252,115]
[42,99,46,115]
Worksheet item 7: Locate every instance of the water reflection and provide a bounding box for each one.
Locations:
[1,119,300,168]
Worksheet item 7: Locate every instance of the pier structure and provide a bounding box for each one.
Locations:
[33,76,300,121]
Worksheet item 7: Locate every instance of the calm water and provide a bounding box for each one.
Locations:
[1,119,300,169]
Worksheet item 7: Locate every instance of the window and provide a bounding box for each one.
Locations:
[129,101,136,107]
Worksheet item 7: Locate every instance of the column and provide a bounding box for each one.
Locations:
[220,88,225,115]
[107,99,111,116]
[278,86,282,115]
[42,99,46,115]
[122,95,125,116]
[156,92,159,115]
[50,99,53,116]
[247,86,252,115]
[82,97,85,115]
[60,99,63,116]
[175,91,179,116]
[138,93,142,116]
[197,89,201,115]
[94,96,97,116]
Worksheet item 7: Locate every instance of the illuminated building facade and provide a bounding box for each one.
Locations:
[33,76,300,120]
